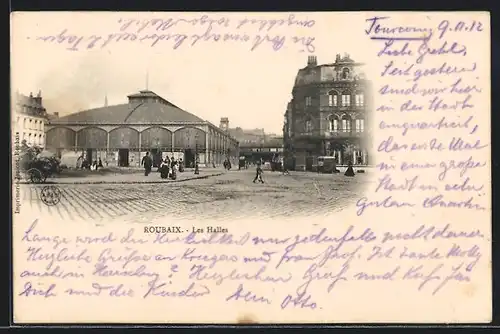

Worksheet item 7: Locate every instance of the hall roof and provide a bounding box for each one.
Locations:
[50,90,205,124]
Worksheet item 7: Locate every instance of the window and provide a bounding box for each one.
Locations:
[342,94,351,107]
[328,115,338,132]
[38,134,42,145]
[328,93,338,107]
[355,119,365,132]
[341,118,351,132]
[355,93,364,107]
[342,68,350,79]
[305,119,313,132]
[23,118,27,129]
[305,96,312,106]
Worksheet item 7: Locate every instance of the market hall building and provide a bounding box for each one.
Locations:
[45,90,239,168]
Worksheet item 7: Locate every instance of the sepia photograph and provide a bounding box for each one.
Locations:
[11,12,491,324]
[13,32,373,222]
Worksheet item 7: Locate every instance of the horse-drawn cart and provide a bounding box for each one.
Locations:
[20,144,60,184]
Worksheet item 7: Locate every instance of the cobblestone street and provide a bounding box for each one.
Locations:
[20,170,371,222]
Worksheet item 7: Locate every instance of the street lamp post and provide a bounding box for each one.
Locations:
[185,130,190,167]
[194,132,199,174]
[155,137,160,167]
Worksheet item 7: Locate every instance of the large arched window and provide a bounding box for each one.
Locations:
[328,90,339,107]
[341,91,351,107]
[46,127,76,149]
[328,115,338,132]
[341,115,351,132]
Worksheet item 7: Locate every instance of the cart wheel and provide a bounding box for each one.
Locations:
[28,168,43,184]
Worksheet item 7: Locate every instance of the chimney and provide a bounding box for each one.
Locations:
[219,117,229,131]
[34,90,42,105]
[53,112,59,118]
[307,55,317,67]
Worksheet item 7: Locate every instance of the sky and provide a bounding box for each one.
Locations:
[11,12,374,134]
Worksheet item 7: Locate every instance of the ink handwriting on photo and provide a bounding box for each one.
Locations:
[18,219,484,310]
[358,15,488,217]
[28,14,317,52]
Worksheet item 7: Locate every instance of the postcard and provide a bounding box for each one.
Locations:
[10,11,491,324]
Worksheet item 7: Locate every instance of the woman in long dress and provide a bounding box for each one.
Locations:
[160,159,169,179]
[344,161,355,177]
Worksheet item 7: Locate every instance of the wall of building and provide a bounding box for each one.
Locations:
[13,92,48,147]
[45,124,239,168]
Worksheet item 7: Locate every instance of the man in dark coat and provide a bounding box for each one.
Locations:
[142,152,153,176]
[253,164,264,183]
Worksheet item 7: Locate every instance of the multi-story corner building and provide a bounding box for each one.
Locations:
[13,91,48,148]
[283,54,373,171]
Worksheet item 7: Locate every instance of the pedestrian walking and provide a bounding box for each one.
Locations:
[253,164,264,183]
[142,152,153,176]
[282,165,290,176]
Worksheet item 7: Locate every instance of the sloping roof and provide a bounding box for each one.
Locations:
[51,91,205,124]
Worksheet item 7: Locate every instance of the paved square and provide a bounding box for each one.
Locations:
[20,170,370,222]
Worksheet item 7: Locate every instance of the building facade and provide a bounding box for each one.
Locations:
[228,127,283,164]
[45,90,239,168]
[239,136,284,165]
[13,91,48,147]
[283,54,373,171]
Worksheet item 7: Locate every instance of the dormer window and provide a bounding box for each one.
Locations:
[342,68,350,79]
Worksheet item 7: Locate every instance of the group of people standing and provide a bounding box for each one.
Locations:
[76,155,103,171]
[141,152,184,180]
